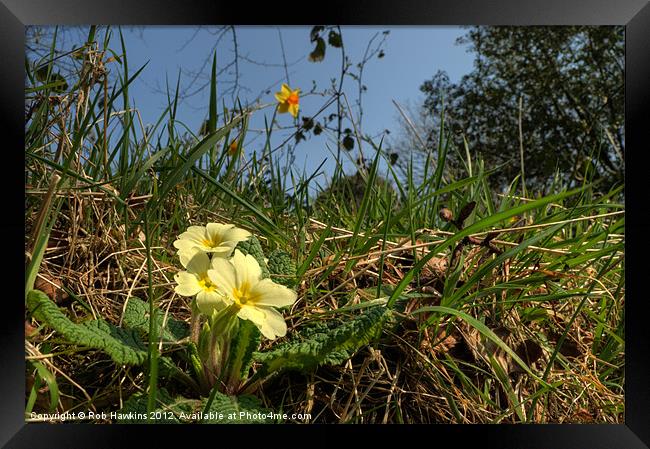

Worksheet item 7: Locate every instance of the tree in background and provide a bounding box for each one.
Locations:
[395,26,624,194]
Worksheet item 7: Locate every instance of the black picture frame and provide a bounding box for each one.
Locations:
[3,0,648,447]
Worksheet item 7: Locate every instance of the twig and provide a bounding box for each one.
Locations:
[518,95,526,195]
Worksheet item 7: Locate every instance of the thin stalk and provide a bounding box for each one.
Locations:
[144,210,159,414]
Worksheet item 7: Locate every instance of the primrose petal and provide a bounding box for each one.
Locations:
[196,290,229,315]
[174,272,202,296]
[250,279,297,308]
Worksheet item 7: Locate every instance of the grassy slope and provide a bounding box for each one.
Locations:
[24,29,624,423]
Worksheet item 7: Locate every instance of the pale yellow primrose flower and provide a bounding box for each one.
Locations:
[274,83,300,118]
[173,223,251,256]
[174,250,228,313]
[207,250,297,339]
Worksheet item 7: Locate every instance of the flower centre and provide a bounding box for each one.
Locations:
[287,92,299,105]
[232,283,252,305]
[198,275,216,292]
[202,236,222,248]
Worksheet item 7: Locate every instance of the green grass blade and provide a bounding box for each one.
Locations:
[146,117,242,214]
[411,305,547,385]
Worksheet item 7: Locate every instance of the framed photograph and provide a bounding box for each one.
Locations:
[4,0,648,446]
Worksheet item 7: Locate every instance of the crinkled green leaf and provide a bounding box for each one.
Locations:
[27,289,147,365]
[123,297,189,342]
[267,249,297,288]
[118,390,269,423]
[117,388,197,423]
[254,306,392,377]
[27,291,188,385]
[201,392,271,423]
[120,298,194,382]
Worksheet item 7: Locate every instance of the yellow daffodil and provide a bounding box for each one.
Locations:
[173,223,251,256]
[174,249,228,314]
[208,250,297,339]
[275,83,300,118]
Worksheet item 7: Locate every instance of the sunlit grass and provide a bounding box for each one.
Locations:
[24,27,624,424]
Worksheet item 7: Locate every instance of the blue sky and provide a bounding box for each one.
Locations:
[75,26,475,185]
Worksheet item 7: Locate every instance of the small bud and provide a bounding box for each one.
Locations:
[439,207,453,222]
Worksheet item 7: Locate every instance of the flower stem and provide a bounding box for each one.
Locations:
[190,299,201,345]
[204,306,238,392]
